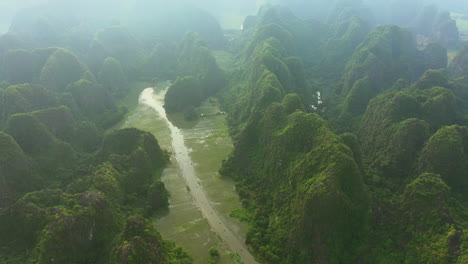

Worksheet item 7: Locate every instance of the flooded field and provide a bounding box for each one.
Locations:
[119,85,253,264]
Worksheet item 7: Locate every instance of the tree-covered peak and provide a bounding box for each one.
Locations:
[164,31,225,118]
[221,93,368,262]
[0,131,26,164]
[5,112,56,155]
[417,125,468,195]
[177,32,207,53]
[40,48,94,91]
[358,80,459,185]
[343,24,418,94]
[100,128,167,169]
[94,26,144,77]
[98,57,127,97]
[0,131,35,208]
[246,24,295,59]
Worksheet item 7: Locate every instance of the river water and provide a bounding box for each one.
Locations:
[120,86,257,264]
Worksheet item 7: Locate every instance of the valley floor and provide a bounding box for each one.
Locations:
[119,85,255,264]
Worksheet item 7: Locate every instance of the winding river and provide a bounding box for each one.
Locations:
[124,87,257,264]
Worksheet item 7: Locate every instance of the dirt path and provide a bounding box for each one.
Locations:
[140,88,258,264]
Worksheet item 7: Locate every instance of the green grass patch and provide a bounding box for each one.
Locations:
[229,208,252,222]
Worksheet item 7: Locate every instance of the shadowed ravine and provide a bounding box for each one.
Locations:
[139,88,258,264]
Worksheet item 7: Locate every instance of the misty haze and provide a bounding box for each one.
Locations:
[0,0,467,264]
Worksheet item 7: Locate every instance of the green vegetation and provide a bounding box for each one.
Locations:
[176,32,226,95]
[67,79,126,128]
[0,120,183,263]
[225,250,244,264]
[164,32,226,118]
[40,48,94,91]
[413,6,459,47]
[319,3,371,78]
[0,8,193,263]
[423,43,448,69]
[218,4,468,264]
[0,189,120,263]
[222,100,369,263]
[112,215,192,264]
[418,126,468,194]
[342,25,419,95]
[329,25,453,132]
[94,26,144,78]
[208,247,220,264]
[98,128,169,207]
[2,83,57,123]
[98,57,127,97]
[140,43,177,81]
[164,76,202,113]
[359,81,457,181]
[0,132,36,207]
[229,208,252,222]
[1,2,467,264]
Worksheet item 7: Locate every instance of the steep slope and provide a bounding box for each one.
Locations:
[356,70,468,263]
[0,132,35,208]
[40,48,94,92]
[0,124,180,263]
[359,80,458,184]
[222,98,368,263]
[220,4,468,264]
[220,6,369,263]
[112,215,191,264]
[334,25,449,131]
[164,33,225,115]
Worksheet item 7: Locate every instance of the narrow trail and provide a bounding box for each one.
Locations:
[139,88,258,264]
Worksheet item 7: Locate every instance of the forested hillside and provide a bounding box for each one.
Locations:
[0,2,223,263]
[0,1,467,264]
[220,4,468,264]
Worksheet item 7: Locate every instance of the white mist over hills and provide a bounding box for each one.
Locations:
[0,0,44,33]
[0,0,467,33]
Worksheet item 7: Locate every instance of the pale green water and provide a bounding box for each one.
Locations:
[119,85,252,264]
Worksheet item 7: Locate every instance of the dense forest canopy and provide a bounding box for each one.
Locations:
[0,0,467,263]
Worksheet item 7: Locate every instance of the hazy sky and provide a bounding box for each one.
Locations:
[0,0,267,32]
[0,0,46,32]
[0,0,466,34]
